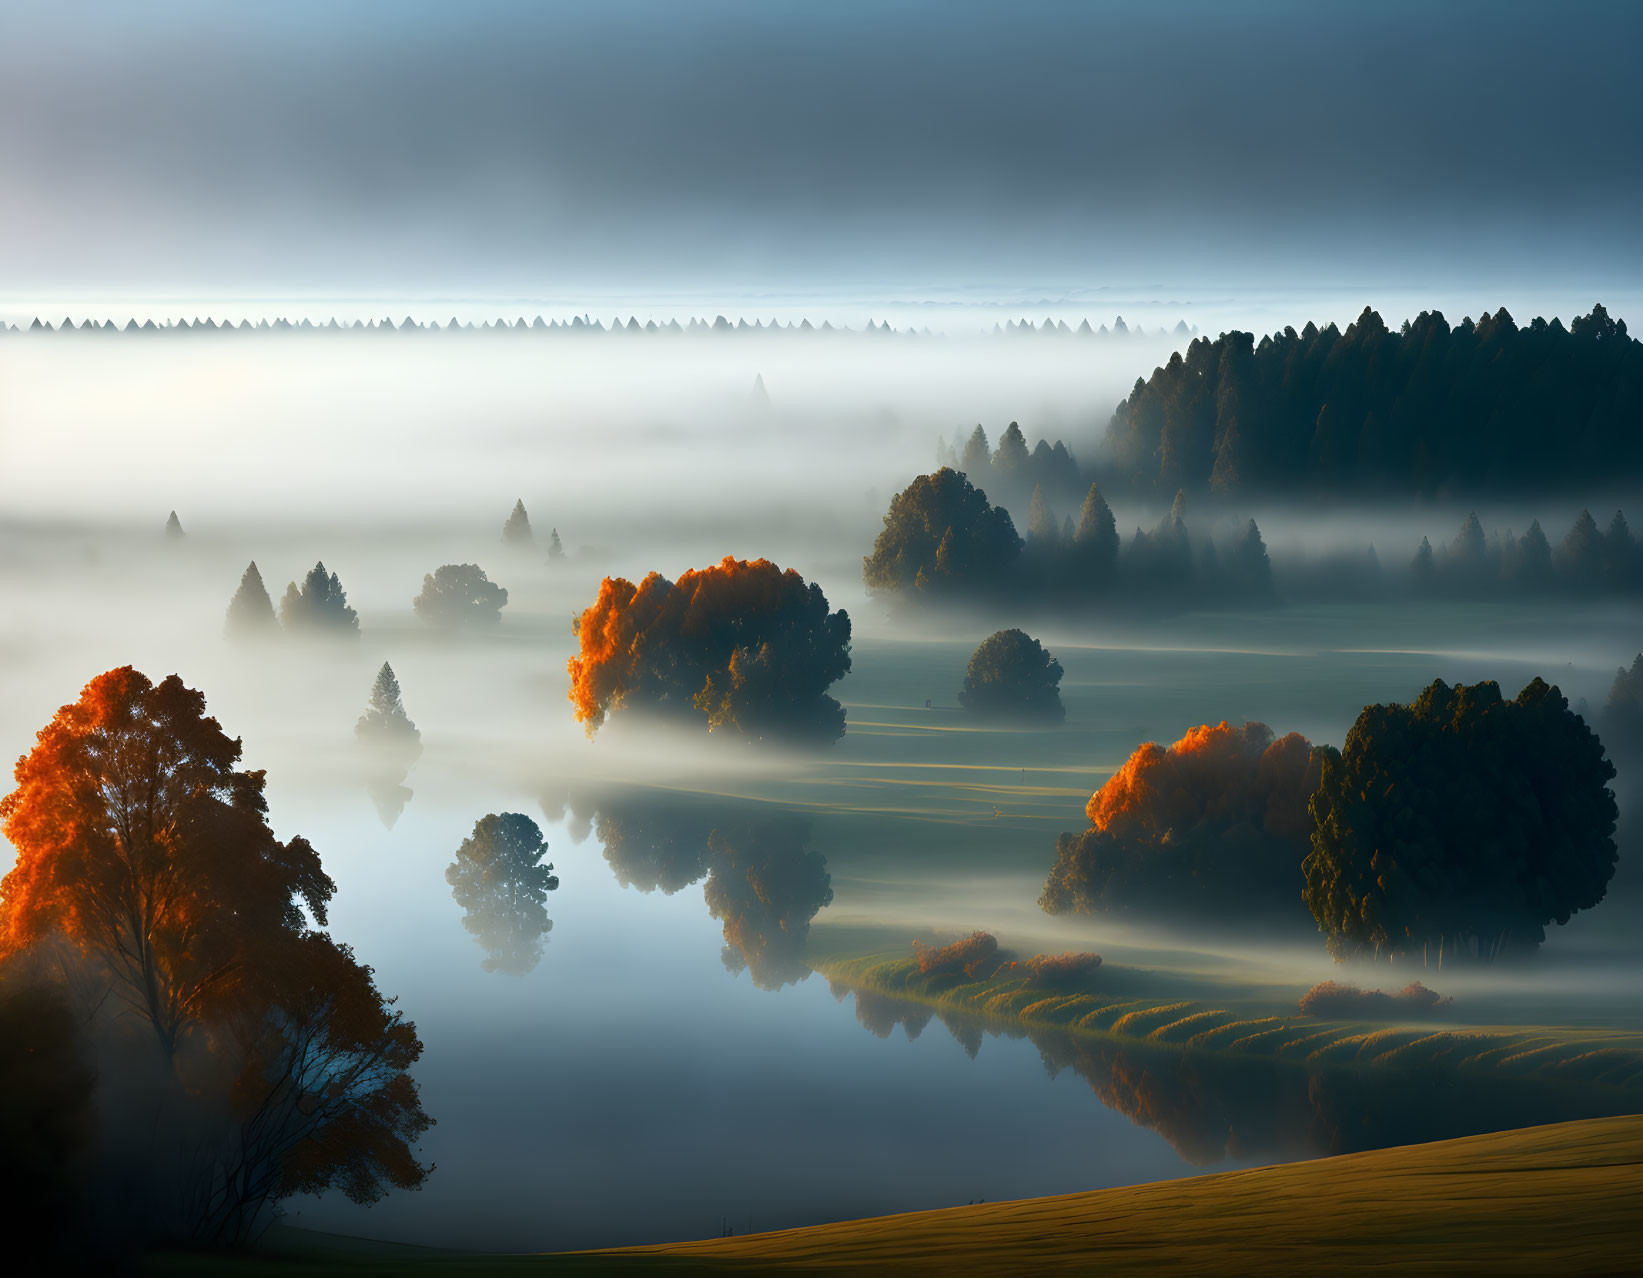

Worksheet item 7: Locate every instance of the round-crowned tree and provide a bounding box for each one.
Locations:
[445,813,560,975]
[568,556,851,745]
[959,629,1065,721]
[1303,678,1617,961]
[414,563,508,627]
[862,468,1022,597]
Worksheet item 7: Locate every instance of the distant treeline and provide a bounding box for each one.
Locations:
[1103,304,1640,497]
[0,313,1195,340]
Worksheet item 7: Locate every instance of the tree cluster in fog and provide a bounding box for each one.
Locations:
[0,669,429,1254]
[864,470,1273,609]
[543,788,833,990]
[568,557,852,745]
[1104,304,1641,497]
[278,561,359,637]
[933,421,1085,509]
[1304,678,1617,962]
[446,813,560,975]
[1409,508,1643,599]
[959,629,1065,722]
[1042,721,1322,926]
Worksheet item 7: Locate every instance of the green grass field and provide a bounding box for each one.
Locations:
[143,1114,1643,1275]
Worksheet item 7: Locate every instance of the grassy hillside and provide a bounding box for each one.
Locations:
[144,1115,1643,1275]
[817,952,1643,1089]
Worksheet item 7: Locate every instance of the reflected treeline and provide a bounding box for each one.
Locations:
[830,984,1643,1166]
[543,786,833,989]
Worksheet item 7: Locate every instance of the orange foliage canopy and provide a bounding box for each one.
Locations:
[567,555,851,743]
[0,667,431,1241]
[0,667,332,1054]
[1088,720,1319,845]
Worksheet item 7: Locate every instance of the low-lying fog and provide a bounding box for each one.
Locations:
[3,328,1641,1251]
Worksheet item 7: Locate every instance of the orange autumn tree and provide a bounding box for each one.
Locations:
[1041,720,1322,923]
[0,667,431,1246]
[568,556,852,744]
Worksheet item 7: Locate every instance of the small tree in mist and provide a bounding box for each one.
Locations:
[502,499,533,546]
[280,562,359,637]
[960,425,991,475]
[164,510,185,539]
[413,563,508,628]
[445,813,559,975]
[356,662,421,754]
[224,561,279,639]
[547,527,566,561]
[959,629,1065,722]
[357,663,420,829]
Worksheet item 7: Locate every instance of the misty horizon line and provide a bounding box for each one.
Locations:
[0,312,1201,340]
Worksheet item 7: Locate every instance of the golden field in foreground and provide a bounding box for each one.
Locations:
[147,1113,1643,1276]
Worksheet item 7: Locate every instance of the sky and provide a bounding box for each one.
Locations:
[1,0,1640,310]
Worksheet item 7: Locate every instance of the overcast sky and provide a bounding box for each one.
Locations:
[2,0,1639,305]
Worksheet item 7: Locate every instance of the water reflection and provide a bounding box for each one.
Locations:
[446,813,561,974]
[835,985,1642,1164]
[355,662,422,830]
[542,786,833,990]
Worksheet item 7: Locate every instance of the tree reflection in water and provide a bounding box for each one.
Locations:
[542,786,833,990]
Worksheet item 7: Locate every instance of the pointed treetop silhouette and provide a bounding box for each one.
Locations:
[356,662,421,751]
[225,561,279,638]
[164,510,185,539]
[547,527,566,561]
[502,499,533,546]
[280,562,359,637]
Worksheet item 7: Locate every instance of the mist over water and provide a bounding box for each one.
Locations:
[4,310,1643,1253]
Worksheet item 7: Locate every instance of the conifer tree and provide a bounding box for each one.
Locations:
[502,499,533,546]
[960,425,990,475]
[224,561,279,638]
[547,527,566,561]
[1027,484,1058,543]
[165,510,185,539]
[1073,483,1120,579]
[355,662,421,752]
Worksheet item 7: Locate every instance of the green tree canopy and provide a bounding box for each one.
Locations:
[959,629,1065,722]
[862,468,1022,597]
[1303,678,1617,961]
[413,563,509,628]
